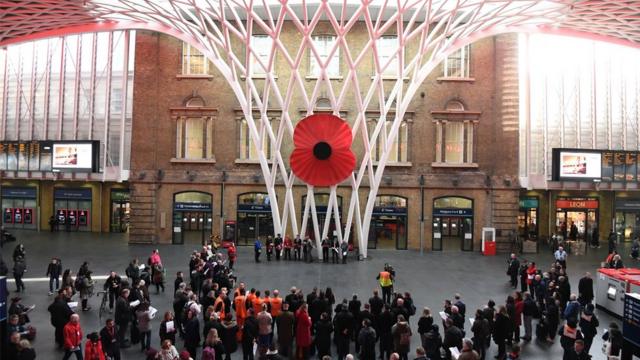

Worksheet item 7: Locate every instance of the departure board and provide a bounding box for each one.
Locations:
[626,153,637,182]
[17,142,28,171]
[602,151,614,182]
[28,141,40,171]
[614,152,626,181]
[0,143,6,170]
[623,293,640,347]
[6,143,17,170]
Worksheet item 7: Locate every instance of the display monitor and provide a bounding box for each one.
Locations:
[553,149,602,180]
[51,141,99,172]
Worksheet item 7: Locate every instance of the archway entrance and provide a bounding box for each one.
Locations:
[172,191,213,245]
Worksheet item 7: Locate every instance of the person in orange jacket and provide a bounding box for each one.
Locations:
[227,244,237,270]
[63,314,83,360]
[234,288,247,327]
[84,332,106,360]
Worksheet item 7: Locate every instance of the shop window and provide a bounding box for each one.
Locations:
[181,42,210,75]
[443,44,471,78]
[239,118,271,161]
[375,35,399,77]
[309,35,340,78]
[176,116,213,159]
[250,34,273,77]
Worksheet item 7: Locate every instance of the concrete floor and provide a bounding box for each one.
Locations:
[2,230,634,360]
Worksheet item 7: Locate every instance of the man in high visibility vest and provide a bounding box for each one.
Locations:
[376,266,394,304]
[234,288,247,327]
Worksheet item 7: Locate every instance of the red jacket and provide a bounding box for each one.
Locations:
[63,322,83,350]
[295,309,312,347]
[84,340,106,360]
[514,300,524,326]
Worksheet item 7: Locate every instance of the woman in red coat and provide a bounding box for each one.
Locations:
[295,303,312,360]
[84,332,105,360]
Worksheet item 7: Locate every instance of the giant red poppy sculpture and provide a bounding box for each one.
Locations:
[290,114,356,187]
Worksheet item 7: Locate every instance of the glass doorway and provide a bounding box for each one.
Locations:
[432,196,474,251]
[110,190,130,233]
[172,191,213,245]
[368,196,407,250]
[555,210,597,242]
[237,193,272,246]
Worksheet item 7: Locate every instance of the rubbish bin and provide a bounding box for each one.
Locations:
[483,241,496,256]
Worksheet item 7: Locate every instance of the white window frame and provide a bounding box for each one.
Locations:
[434,120,475,164]
[176,116,214,160]
[250,34,274,77]
[238,117,271,161]
[309,35,340,78]
[368,118,409,163]
[443,44,471,78]
[375,35,399,77]
[181,42,209,76]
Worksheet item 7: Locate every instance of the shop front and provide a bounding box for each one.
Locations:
[518,197,539,241]
[53,188,92,232]
[110,189,130,233]
[236,192,273,246]
[555,197,599,242]
[432,196,473,251]
[172,191,213,245]
[614,198,640,242]
[369,195,407,250]
[1,187,37,230]
[301,194,343,241]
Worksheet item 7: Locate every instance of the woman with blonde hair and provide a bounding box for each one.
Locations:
[203,328,225,360]
[160,311,177,345]
[157,339,179,360]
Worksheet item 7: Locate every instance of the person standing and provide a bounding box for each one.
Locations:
[48,287,74,348]
[458,338,480,360]
[294,235,302,261]
[136,302,153,352]
[608,230,617,253]
[470,309,489,360]
[274,233,283,261]
[493,306,510,360]
[46,257,62,296]
[377,266,394,304]
[507,254,520,289]
[115,288,132,348]
[357,318,377,360]
[62,314,83,360]
[295,303,312,360]
[559,319,583,360]
[578,272,594,306]
[522,292,537,341]
[84,332,105,360]
[183,310,201,360]
[321,237,330,263]
[591,225,599,248]
[227,243,237,270]
[334,302,355,360]
[13,254,26,293]
[283,235,293,261]
[104,271,122,313]
[391,315,412,360]
[254,239,262,263]
[276,303,295,358]
[554,246,568,269]
[257,303,274,356]
[242,309,259,360]
[266,236,274,262]
[100,319,121,360]
[315,312,334,358]
[578,304,599,354]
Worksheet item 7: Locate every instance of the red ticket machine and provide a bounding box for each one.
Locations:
[23,209,33,224]
[12,208,22,224]
[67,210,77,227]
[3,208,13,224]
[78,210,89,227]
[56,209,67,224]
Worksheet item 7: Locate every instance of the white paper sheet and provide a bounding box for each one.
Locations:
[68,302,78,309]
[166,321,175,333]
[129,300,141,307]
[450,347,461,359]
[138,264,145,270]
[439,311,448,320]
[469,318,475,326]
[149,306,158,319]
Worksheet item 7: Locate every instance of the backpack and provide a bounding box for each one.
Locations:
[202,346,215,360]
[74,275,84,291]
[399,329,411,345]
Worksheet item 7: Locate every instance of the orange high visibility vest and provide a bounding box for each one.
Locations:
[253,297,264,315]
[270,297,282,317]
[214,297,226,319]
[379,271,392,287]
[234,295,247,320]
[246,293,256,310]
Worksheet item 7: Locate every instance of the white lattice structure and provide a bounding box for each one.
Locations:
[2,1,640,257]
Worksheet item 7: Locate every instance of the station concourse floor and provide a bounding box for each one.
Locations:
[2,230,633,360]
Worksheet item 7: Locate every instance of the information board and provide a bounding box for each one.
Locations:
[624,293,640,347]
[627,153,638,182]
[0,143,6,170]
[615,152,626,181]
[602,151,614,182]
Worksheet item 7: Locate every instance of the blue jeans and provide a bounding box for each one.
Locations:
[62,346,83,360]
[140,330,151,351]
[49,276,59,292]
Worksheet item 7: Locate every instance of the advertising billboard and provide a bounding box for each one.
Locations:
[557,150,601,179]
[51,141,99,172]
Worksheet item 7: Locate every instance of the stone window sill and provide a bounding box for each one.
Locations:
[305,75,343,81]
[170,157,216,164]
[373,161,412,167]
[431,162,478,168]
[436,77,476,83]
[234,159,273,164]
[371,76,410,81]
[175,74,214,80]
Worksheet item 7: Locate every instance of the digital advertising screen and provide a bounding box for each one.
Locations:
[558,151,601,179]
[52,142,96,171]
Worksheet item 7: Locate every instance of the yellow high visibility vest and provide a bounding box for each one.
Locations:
[379,271,392,287]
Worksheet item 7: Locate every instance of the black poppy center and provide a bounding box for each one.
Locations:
[313,141,332,160]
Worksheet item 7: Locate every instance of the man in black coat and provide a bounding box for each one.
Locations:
[368,290,384,318]
[357,319,377,360]
[333,303,355,360]
[507,254,520,289]
[578,272,594,306]
[443,318,464,359]
[243,309,259,360]
[104,271,122,312]
[100,319,121,360]
[377,305,395,360]
[47,288,74,348]
[115,288,132,347]
[184,310,201,359]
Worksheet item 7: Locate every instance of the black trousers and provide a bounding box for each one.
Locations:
[284,248,291,260]
[381,286,392,304]
[322,247,329,262]
[242,340,255,360]
[510,273,518,288]
[109,290,118,309]
[14,274,25,291]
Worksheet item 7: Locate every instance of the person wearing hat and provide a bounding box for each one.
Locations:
[578,303,599,354]
[180,350,194,360]
[84,332,105,360]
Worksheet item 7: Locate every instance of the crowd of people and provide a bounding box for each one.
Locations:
[252,235,351,264]
[2,237,634,360]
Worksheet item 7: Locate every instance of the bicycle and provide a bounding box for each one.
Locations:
[97,291,108,321]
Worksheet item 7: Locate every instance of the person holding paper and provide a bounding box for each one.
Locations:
[136,302,153,352]
[115,289,132,348]
[48,288,75,348]
[100,319,121,360]
[457,338,480,360]
[160,311,177,345]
